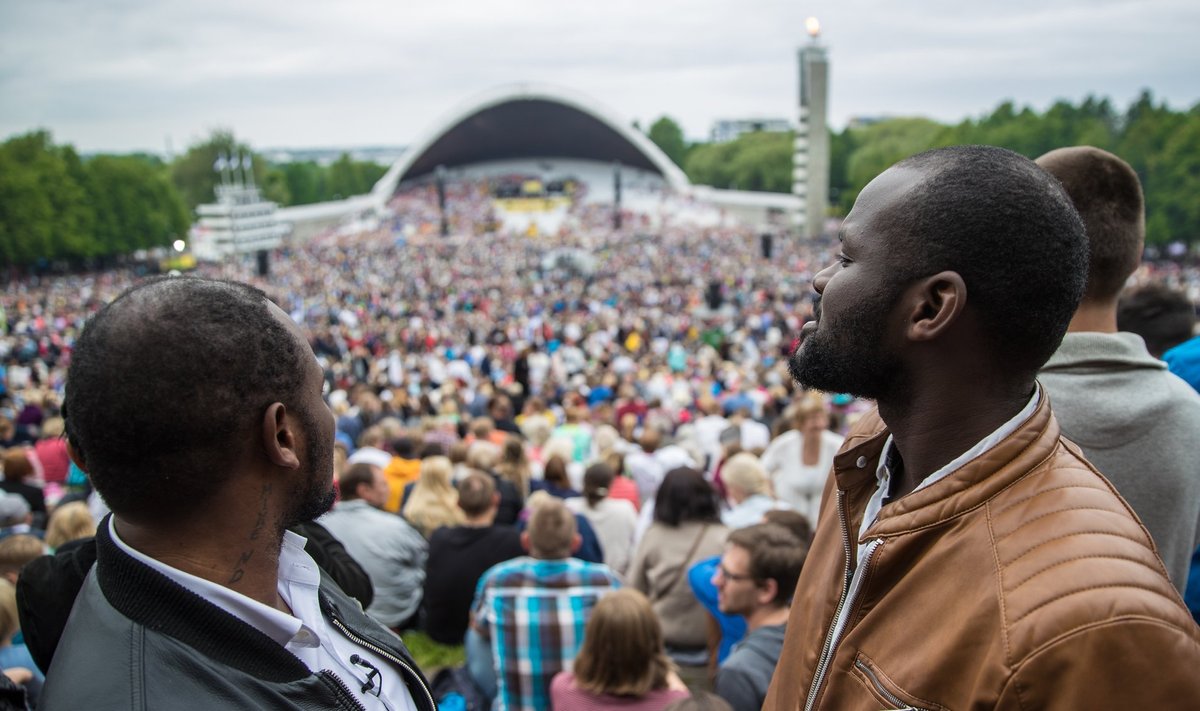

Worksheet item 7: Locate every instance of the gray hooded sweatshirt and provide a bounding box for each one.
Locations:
[1041,331,1200,594]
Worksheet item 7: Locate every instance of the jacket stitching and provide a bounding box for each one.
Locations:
[1018,615,1194,665]
[999,530,1148,567]
[987,483,1105,519]
[1007,553,1167,592]
[1010,583,1183,626]
[986,501,1013,668]
[992,505,1129,544]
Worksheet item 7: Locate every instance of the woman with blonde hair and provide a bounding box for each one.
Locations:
[759,392,844,525]
[550,588,689,709]
[44,501,96,551]
[401,456,465,538]
[494,436,532,498]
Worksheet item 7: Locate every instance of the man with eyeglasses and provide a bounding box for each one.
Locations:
[712,523,807,711]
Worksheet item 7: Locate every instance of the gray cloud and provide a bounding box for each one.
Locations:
[1,0,1196,152]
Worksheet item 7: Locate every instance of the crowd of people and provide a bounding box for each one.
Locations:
[0,145,1199,709]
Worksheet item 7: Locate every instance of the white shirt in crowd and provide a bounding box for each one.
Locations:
[761,428,845,527]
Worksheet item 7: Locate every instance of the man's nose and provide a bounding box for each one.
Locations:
[812,263,836,294]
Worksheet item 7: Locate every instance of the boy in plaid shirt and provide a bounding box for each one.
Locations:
[467,498,620,711]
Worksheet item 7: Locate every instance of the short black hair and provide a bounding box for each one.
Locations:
[888,146,1088,377]
[653,467,721,527]
[64,277,308,524]
[1118,284,1197,358]
[1036,146,1144,302]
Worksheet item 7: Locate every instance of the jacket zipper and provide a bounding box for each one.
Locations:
[853,659,926,711]
[329,614,437,711]
[321,670,368,711]
[804,490,884,711]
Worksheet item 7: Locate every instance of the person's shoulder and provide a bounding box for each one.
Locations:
[990,443,1197,663]
[480,555,534,583]
[569,557,621,584]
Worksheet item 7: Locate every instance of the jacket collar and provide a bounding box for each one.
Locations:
[94,514,313,683]
[832,394,1061,540]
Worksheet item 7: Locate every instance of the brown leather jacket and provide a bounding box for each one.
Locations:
[763,396,1200,711]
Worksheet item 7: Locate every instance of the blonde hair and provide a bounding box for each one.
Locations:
[45,501,96,550]
[0,534,45,578]
[494,436,532,498]
[721,453,768,497]
[465,441,500,471]
[0,579,17,641]
[402,456,465,537]
[574,588,675,696]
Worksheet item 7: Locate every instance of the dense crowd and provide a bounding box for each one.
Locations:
[2,159,1200,710]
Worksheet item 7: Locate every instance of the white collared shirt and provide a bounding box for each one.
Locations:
[110,518,419,711]
[856,386,1042,564]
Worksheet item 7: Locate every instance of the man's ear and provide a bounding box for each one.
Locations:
[570,533,582,553]
[757,577,780,607]
[520,530,531,553]
[262,402,301,469]
[902,271,967,342]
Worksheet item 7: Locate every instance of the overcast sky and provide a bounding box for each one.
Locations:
[1,0,1197,154]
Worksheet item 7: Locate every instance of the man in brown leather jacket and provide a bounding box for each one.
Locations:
[765,145,1200,711]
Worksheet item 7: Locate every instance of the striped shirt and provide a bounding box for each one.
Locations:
[472,556,620,711]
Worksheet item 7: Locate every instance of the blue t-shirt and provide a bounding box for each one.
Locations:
[688,555,747,662]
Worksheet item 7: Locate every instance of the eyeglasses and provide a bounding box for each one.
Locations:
[717,564,755,583]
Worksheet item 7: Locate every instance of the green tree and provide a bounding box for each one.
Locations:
[170,129,266,209]
[282,161,325,205]
[647,116,689,168]
[87,155,190,253]
[685,131,794,192]
[1145,112,1200,244]
[841,118,944,210]
[0,131,97,264]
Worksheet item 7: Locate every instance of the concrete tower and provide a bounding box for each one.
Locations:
[794,17,830,238]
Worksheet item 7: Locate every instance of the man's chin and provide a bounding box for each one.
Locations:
[288,487,337,528]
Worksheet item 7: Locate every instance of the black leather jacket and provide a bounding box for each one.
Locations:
[25,517,435,711]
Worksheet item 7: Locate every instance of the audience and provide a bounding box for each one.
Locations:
[629,468,728,686]
[467,498,619,709]
[712,524,806,711]
[759,393,842,526]
[422,472,523,645]
[549,588,690,710]
[43,502,95,552]
[320,462,428,631]
[566,462,639,575]
[402,455,466,538]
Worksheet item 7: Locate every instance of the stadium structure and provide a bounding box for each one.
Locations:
[277,84,801,239]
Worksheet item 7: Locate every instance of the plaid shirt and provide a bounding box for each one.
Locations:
[472,556,620,711]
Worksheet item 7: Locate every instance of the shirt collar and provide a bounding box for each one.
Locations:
[108,517,312,648]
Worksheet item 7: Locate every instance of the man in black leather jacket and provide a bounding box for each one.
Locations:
[20,277,434,710]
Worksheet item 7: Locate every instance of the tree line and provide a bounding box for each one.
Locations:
[650,91,1200,244]
[1,92,1196,266]
[0,129,388,267]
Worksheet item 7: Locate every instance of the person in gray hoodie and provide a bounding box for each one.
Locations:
[1038,145,1200,594]
[711,523,806,711]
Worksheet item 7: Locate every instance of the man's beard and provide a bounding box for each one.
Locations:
[283,408,337,528]
[788,294,903,401]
